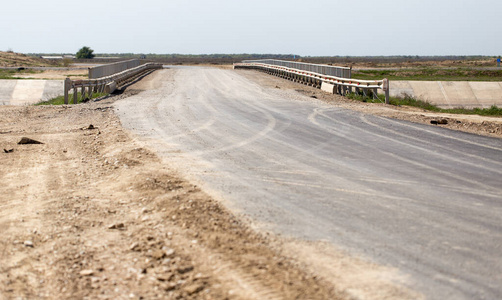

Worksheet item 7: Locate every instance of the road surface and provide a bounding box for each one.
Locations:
[115,67,502,299]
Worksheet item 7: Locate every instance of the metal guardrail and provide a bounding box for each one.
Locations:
[88,59,141,79]
[64,63,162,104]
[243,59,352,79]
[235,61,389,104]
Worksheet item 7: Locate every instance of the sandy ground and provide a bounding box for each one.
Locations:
[1,68,500,300]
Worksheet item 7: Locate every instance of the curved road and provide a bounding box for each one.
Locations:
[115,67,502,299]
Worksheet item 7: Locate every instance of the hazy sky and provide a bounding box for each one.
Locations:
[1,0,501,56]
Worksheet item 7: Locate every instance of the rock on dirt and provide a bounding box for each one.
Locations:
[431,119,448,125]
[18,137,43,145]
[79,270,94,277]
[108,222,125,230]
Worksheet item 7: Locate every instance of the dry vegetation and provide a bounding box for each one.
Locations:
[299,56,499,69]
[0,51,57,68]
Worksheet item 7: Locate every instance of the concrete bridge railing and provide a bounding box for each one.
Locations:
[64,62,162,104]
[235,61,389,104]
[242,59,352,79]
[88,59,141,79]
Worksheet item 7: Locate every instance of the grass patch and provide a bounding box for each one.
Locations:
[441,105,502,116]
[352,68,502,81]
[0,75,26,79]
[36,92,107,105]
[0,68,42,79]
[347,93,502,116]
[65,74,87,77]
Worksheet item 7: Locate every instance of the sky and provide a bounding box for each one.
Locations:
[1,0,501,56]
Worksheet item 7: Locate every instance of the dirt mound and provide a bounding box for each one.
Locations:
[0,51,57,67]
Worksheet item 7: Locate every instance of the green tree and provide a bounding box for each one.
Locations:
[76,46,95,59]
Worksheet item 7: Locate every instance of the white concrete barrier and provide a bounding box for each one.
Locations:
[0,80,64,105]
[236,62,389,103]
[89,59,141,79]
[0,80,18,105]
[105,81,117,94]
[381,81,502,108]
[321,82,335,93]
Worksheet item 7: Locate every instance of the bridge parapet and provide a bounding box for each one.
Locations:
[64,63,162,104]
[235,60,389,104]
[242,59,352,78]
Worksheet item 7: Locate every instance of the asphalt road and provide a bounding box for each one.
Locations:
[115,67,502,300]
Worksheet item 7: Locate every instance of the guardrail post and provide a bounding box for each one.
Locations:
[64,78,71,105]
[383,78,390,104]
[73,86,77,104]
[80,86,85,101]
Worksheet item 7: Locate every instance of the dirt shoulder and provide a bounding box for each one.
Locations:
[236,69,502,139]
[0,93,343,299]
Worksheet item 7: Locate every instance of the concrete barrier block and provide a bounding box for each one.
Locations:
[105,81,117,94]
[321,82,335,94]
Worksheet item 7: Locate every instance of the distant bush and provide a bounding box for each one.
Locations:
[76,46,95,59]
[62,57,72,67]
